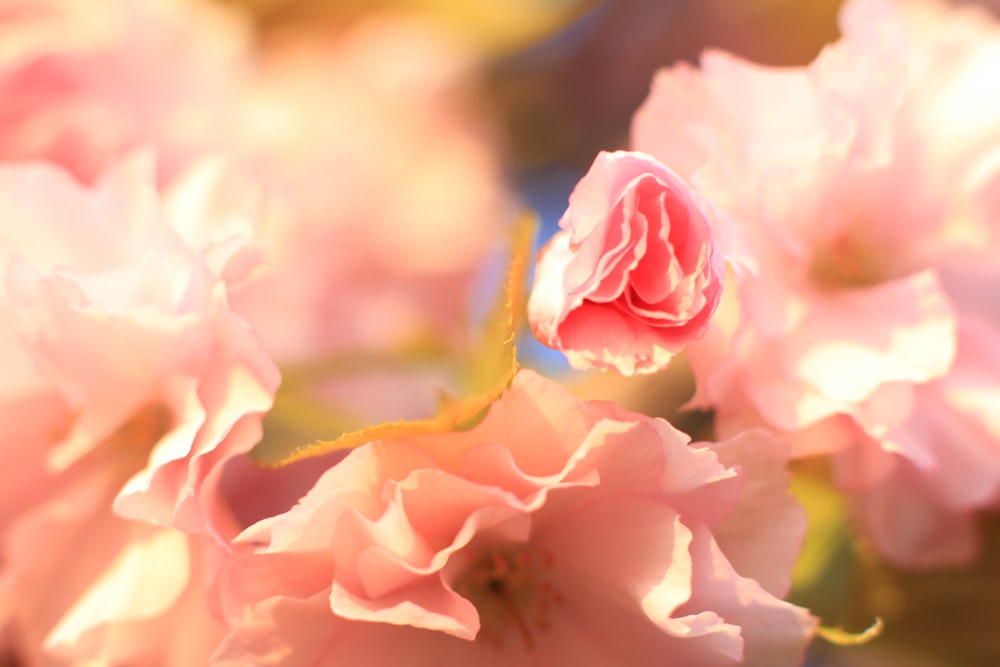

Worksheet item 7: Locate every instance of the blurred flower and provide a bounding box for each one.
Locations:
[0,154,277,664]
[632,0,1000,566]
[5,154,277,538]
[214,370,815,666]
[0,0,249,182]
[528,150,724,375]
[221,16,511,364]
[0,0,513,368]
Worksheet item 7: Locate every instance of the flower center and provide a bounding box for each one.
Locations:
[452,543,562,650]
[808,231,884,290]
[100,401,174,477]
[107,402,174,452]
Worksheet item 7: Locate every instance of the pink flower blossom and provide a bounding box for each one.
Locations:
[824,317,1000,567]
[633,42,957,429]
[0,4,510,366]
[0,153,277,662]
[2,482,228,666]
[632,0,1000,566]
[528,150,724,376]
[4,154,277,538]
[0,0,249,182]
[221,17,509,364]
[214,370,815,666]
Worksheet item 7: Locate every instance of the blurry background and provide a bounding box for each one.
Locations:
[216,0,846,167]
[213,2,1000,666]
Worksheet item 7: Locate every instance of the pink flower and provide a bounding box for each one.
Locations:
[4,153,277,539]
[221,17,509,364]
[0,5,510,365]
[0,0,249,182]
[214,370,815,666]
[528,150,724,376]
[830,318,1000,567]
[632,0,1000,566]
[633,43,959,427]
[0,153,277,663]
[2,485,228,666]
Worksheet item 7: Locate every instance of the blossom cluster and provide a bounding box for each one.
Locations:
[535,0,1000,571]
[1,0,998,665]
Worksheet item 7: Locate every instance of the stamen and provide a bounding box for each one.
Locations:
[452,543,561,651]
[809,231,884,290]
[107,402,173,452]
[99,401,174,477]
